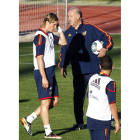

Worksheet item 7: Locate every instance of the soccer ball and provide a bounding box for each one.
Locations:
[91,40,103,55]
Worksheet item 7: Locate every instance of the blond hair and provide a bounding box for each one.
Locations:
[40,13,58,28]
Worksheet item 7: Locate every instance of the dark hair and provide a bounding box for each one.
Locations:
[77,8,82,18]
[100,55,113,70]
[41,13,58,28]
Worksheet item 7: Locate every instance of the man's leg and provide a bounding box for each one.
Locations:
[41,98,61,139]
[70,73,95,130]
[73,75,87,129]
[93,129,111,140]
[40,99,53,136]
[49,97,58,109]
[40,99,51,126]
[21,97,59,134]
[89,130,94,140]
[28,96,58,121]
[26,106,40,124]
[21,77,61,138]
[26,77,59,123]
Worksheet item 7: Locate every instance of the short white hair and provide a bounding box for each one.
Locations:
[68,7,82,18]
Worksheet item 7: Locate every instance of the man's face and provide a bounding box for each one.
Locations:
[47,21,58,32]
[68,9,79,27]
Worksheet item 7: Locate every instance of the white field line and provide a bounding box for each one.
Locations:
[102,11,120,17]
[83,6,121,17]
[19,54,33,56]
[19,46,121,57]
[113,67,121,69]
[19,62,33,64]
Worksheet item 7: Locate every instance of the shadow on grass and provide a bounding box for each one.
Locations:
[32,131,44,136]
[19,66,34,76]
[32,111,121,136]
[19,99,31,103]
[32,124,87,136]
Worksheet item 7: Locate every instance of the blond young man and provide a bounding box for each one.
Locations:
[21,13,67,139]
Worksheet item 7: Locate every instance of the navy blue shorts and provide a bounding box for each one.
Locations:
[35,76,58,100]
[89,128,111,140]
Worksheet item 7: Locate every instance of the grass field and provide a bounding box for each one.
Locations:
[19,34,121,140]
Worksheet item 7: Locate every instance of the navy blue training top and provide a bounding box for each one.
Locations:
[58,20,113,76]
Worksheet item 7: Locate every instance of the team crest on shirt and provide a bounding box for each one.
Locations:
[68,33,72,37]
[82,31,87,36]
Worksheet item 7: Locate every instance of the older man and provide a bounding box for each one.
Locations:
[58,7,113,130]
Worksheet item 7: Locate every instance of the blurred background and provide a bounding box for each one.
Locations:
[19,0,121,42]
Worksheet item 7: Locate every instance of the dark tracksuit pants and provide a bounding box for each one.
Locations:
[73,73,96,127]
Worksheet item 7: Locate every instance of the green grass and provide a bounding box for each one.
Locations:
[19,34,121,140]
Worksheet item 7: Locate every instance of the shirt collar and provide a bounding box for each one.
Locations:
[39,28,48,36]
[99,72,109,77]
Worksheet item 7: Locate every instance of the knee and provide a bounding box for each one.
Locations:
[41,100,50,109]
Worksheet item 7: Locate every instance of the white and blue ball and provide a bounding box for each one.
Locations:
[91,40,103,55]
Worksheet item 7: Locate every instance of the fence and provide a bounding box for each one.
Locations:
[19,0,120,34]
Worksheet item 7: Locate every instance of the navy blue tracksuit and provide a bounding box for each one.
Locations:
[58,20,113,127]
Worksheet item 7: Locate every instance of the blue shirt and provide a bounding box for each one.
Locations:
[58,20,113,76]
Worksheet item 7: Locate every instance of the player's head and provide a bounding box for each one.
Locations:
[100,55,113,71]
[41,13,58,32]
[68,7,82,28]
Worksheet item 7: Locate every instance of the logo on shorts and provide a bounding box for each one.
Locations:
[49,91,52,96]
[49,87,52,96]
[49,87,52,90]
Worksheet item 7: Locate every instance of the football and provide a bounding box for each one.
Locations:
[91,40,103,55]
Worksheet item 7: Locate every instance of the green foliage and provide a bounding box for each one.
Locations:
[19,34,121,139]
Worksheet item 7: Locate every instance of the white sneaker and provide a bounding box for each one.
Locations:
[21,117,32,136]
[44,132,62,139]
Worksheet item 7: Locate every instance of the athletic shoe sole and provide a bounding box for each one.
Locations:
[44,132,62,139]
[21,118,32,136]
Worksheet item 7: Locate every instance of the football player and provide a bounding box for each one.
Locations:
[21,13,67,139]
[86,55,121,140]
